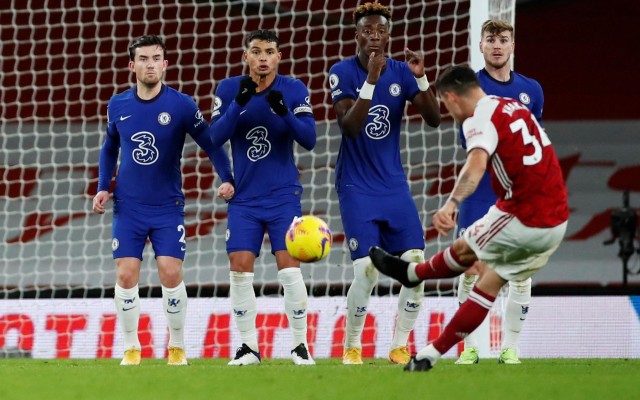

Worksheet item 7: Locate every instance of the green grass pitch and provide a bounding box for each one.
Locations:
[1,358,637,400]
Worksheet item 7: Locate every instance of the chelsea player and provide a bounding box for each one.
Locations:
[328,2,440,365]
[93,35,233,366]
[210,30,316,366]
[455,20,545,365]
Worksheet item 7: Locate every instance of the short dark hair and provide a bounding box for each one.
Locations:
[353,2,392,26]
[435,65,481,96]
[244,30,280,49]
[128,35,167,61]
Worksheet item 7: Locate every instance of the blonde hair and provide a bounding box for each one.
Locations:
[481,19,514,39]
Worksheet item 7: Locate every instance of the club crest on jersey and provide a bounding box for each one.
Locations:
[348,237,358,251]
[388,83,401,97]
[158,112,171,125]
[329,74,339,89]
[112,238,119,251]
[519,92,531,105]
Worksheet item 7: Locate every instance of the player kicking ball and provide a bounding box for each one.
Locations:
[369,65,568,371]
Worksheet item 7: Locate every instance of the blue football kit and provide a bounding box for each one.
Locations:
[329,57,425,260]
[457,68,544,236]
[210,75,315,256]
[98,85,232,260]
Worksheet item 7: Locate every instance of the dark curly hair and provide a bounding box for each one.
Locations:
[353,2,392,26]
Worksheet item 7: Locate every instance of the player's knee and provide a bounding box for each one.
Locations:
[400,249,425,263]
[452,239,478,266]
[353,256,378,288]
[115,262,139,288]
[509,277,532,294]
[158,265,183,287]
[116,274,137,288]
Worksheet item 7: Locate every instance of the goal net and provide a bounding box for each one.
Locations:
[0,0,514,359]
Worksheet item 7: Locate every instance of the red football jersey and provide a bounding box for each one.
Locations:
[462,95,569,228]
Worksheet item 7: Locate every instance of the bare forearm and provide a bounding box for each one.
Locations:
[449,153,487,204]
[340,99,370,138]
[450,169,482,203]
[412,90,441,127]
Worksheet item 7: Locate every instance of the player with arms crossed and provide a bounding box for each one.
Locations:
[210,30,316,366]
[455,19,545,365]
[369,65,568,371]
[93,35,234,366]
[328,2,440,365]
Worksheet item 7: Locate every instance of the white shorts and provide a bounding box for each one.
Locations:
[463,205,567,281]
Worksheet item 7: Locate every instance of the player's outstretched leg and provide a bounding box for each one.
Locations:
[368,246,421,288]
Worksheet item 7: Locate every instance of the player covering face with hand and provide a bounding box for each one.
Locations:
[369,65,568,372]
[209,29,317,366]
[328,2,440,365]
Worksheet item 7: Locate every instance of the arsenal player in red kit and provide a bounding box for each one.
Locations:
[369,65,568,372]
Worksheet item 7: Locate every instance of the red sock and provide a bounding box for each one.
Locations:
[432,287,496,354]
[415,246,472,280]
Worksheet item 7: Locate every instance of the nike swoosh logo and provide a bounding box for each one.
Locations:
[520,317,526,321]
[354,314,365,318]
[122,306,136,311]
[403,309,420,313]
[167,310,181,314]
[239,110,247,115]
[181,246,186,251]
[356,88,361,92]
[120,115,132,121]
[292,316,305,319]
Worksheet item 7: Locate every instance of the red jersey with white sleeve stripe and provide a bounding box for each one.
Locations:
[462,95,569,228]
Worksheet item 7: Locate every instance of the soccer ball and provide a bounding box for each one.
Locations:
[285,216,332,262]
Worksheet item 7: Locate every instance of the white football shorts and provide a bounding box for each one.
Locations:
[463,205,567,281]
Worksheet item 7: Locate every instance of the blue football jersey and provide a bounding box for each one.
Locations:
[98,85,232,206]
[329,57,420,194]
[459,68,544,203]
[210,75,316,205]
